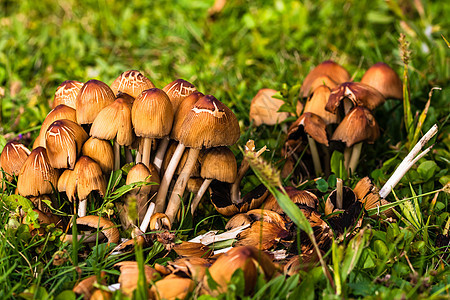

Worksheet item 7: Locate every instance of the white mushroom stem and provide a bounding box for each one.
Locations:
[139,202,155,233]
[191,178,212,214]
[165,148,200,223]
[153,143,186,213]
[307,135,322,177]
[78,199,87,217]
[141,137,152,168]
[336,178,343,209]
[347,142,363,174]
[379,124,438,199]
[153,136,170,174]
[113,139,121,171]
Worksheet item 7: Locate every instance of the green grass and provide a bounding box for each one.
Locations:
[0,0,449,298]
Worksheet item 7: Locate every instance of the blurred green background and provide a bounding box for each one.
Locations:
[1,0,448,131]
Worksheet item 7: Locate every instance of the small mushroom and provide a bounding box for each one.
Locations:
[190,146,237,215]
[360,62,402,100]
[300,60,350,98]
[110,70,155,99]
[0,141,31,182]
[76,79,115,126]
[81,137,114,174]
[162,79,197,113]
[52,80,84,109]
[151,274,195,300]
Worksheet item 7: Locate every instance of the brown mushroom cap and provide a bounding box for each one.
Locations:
[170,91,204,139]
[111,70,155,99]
[162,79,197,112]
[81,137,114,173]
[90,96,134,146]
[361,62,403,100]
[0,141,31,181]
[53,80,84,109]
[76,79,116,125]
[304,85,339,125]
[200,147,237,183]
[331,106,380,147]
[34,104,78,148]
[132,88,174,138]
[178,95,240,148]
[301,75,338,98]
[288,112,329,146]
[300,60,350,98]
[249,89,302,126]
[186,177,204,193]
[326,82,386,114]
[114,261,158,297]
[151,274,195,300]
[126,162,160,195]
[67,156,106,201]
[45,119,89,169]
[17,147,59,197]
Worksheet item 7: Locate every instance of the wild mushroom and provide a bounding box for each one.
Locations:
[151,274,195,300]
[90,94,134,170]
[300,60,350,98]
[162,79,197,113]
[33,104,77,148]
[164,95,240,223]
[125,163,160,226]
[17,147,59,197]
[287,112,329,176]
[52,80,84,109]
[81,137,114,174]
[263,186,318,213]
[153,91,204,173]
[331,106,380,173]
[326,82,385,115]
[190,146,237,215]
[66,156,106,217]
[303,85,339,125]
[114,261,158,297]
[131,88,174,168]
[45,119,88,169]
[0,141,31,182]
[75,79,115,127]
[360,62,403,100]
[110,70,155,99]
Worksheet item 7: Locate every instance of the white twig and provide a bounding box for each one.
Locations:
[379,124,438,199]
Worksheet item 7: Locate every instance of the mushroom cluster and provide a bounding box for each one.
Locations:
[0,70,240,237]
[248,60,402,180]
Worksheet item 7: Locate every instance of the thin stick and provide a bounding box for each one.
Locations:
[336,178,343,209]
[379,124,438,199]
[139,202,155,233]
[343,147,352,170]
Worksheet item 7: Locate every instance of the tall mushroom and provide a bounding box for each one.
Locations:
[75,79,115,128]
[331,106,380,173]
[67,156,106,217]
[191,146,237,214]
[131,88,173,169]
[45,119,89,169]
[90,94,134,170]
[164,95,240,223]
[17,147,59,198]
